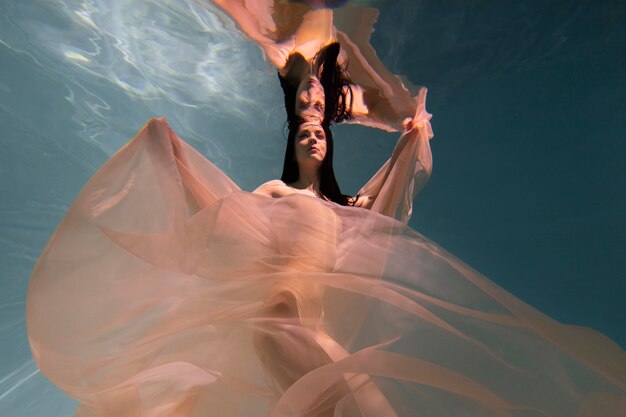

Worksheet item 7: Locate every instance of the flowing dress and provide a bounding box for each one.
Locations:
[27,2,626,416]
[27,107,626,417]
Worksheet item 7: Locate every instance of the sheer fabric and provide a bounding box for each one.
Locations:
[27,116,626,417]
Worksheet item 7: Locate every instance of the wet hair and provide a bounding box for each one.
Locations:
[280,122,351,206]
[278,42,353,124]
[315,42,353,123]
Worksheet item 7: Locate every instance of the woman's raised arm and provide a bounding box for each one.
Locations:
[352,88,434,224]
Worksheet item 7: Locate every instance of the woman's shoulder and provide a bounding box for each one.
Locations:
[252,179,292,198]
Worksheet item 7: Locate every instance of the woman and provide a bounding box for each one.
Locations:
[248,61,428,414]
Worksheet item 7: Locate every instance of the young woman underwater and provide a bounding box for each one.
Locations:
[26,52,436,417]
[26,3,626,417]
[249,44,430,416]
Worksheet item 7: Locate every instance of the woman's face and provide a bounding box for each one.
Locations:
[295,76,325,122]
[294,122,327,167]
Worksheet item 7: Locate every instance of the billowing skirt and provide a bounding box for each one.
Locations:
[27,119,626,417]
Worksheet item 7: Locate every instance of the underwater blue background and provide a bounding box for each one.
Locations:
[0,1,624,415]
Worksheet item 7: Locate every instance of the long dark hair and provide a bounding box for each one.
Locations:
[280,122,351,206]
[278,42,353,124]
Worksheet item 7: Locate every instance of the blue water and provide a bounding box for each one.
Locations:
[0,1,624,415]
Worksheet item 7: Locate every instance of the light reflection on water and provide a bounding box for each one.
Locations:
[1,0,284,157]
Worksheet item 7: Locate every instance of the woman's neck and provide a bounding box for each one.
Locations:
[290,166,321,195]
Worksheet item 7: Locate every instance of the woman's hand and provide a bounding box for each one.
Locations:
[402,117,415,133]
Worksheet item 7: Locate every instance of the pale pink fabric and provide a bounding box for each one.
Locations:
[27,117,626,417]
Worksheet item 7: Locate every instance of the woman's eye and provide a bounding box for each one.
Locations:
[314,102,323,110]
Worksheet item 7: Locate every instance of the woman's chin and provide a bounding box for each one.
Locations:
[297,156,324,167]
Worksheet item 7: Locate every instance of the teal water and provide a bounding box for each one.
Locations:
[0,1,624,415]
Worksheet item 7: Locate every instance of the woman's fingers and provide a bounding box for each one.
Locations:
[402,117,413,132]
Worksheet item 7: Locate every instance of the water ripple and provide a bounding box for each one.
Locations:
[0,0,282,160]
